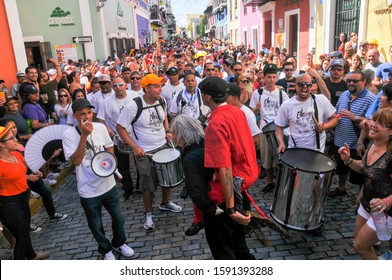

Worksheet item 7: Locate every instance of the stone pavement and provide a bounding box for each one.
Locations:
[0,163,390,260]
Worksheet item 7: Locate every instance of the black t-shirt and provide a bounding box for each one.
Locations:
[276,77,296,97]
[324,78,348,107]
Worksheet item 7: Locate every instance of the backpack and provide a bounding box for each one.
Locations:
[130,96,166,140]
[258,87,283,106]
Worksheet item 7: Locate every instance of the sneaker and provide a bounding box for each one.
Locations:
[32,251,50,260]
[379,251,392,260]
[144,212,155,230]
[261,182,275,194]
[47,172,60,179]
[30,191,40,198]
[123,189,133,200]
[180,186,188,199]
[185,222,204,236]
[50,212,68,221]
[258,169,267,179]
[43,178,57,186]
[309,227,323,237]
[104,251,116,260]
[30,223,42,233]
[328,188,347,198]
[159,201,182,213]
[113,244,135,257]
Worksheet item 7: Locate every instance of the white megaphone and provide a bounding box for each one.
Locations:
[91,151,122,179]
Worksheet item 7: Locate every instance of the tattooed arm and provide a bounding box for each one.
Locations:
[219,167,251,225]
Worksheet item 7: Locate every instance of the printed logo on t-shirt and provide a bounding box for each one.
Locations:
[148,109,164,132]
[295,108,316,130]
[181,101,198,118]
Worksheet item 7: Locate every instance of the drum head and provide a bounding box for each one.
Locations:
[280,148,336,173]
[262,121,276,133]
[152,148,180,163]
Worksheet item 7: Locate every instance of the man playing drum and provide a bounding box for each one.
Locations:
[116,74,182,231]
[97,76,139,199]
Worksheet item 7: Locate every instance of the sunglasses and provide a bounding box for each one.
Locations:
[0,135,17,143]
[346,79,362,84]
[297,82,313,87]
[112,83,125,88]
[206,68,215,72]
[130,77,141,80]
[168,73,178,76]
[330,68,344,72]
[233,69,242,72]
[284,68,294,72]
[241,80,249,84]
[59,95,67,98]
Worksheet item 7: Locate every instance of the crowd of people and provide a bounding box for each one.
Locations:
[0,36,391,260]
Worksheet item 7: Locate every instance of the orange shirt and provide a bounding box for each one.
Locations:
[0,151,28,196]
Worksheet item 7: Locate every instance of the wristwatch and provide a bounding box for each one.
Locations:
[225,207,236,215]
[354,115,360,122]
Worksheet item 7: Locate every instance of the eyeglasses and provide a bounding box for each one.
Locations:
[206,68,215,72]
[284,68,294,72]
[59,95,67,98]
[112,83,125,88]
[130,77,141,80]
[233,69,242,72]
[168,73,178,76]
[346,79,362,84]
[296,82,313,87]
[0,135,17,142]
[370,121,392,129]
[241,80,249,84]
[330,68,344,72]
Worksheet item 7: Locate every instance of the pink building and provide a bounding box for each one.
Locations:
[240,2,262,53]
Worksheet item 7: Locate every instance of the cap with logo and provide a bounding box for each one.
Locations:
[263,63,278,76]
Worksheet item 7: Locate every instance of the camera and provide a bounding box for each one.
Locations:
[174,54,182,59]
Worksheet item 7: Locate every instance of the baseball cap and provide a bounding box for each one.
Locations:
[5,96,18,104]
[263,63,278,75]
[108,66,118,71]
[328,51,343,58]
[0,125,12,140]
[359,40,368,47]
[198,76,228,101]
[369,39,379,46]
[226,83,241,98]
[166,67,179,75]
[140,74,165,88]
[328,58,345,70]
[24,84,39,95]
[80,76,89,85]
[47,69,57,76]
[223,58,233,66]
[98,74,111,83]
[71,98,95,112]
[16,71,26,77]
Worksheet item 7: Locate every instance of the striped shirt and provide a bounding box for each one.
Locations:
[334,88,375,149]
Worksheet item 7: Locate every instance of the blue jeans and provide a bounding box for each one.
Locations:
[0,190,36,260]
[80,186,126,255]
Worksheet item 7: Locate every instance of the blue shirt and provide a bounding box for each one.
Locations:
[376,62,392,81]
[365,90,382,119]
[334,88,375,149]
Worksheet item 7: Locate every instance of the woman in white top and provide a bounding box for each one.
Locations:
[52,89,72,125]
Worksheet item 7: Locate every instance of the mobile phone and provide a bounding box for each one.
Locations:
[174,54,182,59]
[0,92,5,99]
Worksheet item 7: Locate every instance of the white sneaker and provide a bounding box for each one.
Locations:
[113,244,135,257]
[104,251,116,260]
[144,212,155,230]
[30,191,40,198]
[43,178,57,186]
[47,172,60,179]
[159,201,183,213]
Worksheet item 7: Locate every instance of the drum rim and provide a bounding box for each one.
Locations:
[90,151,118,178]
[279,147,336,173]
[152,148,181,163]
[261,121,276,133]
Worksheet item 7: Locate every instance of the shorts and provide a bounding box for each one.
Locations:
[259,134,276,169]
[135,143,170,193]
[358,204,392,233]
[333,145,365,185]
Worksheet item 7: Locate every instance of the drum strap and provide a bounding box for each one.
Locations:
[310,93,320,150]
[258,87,283,105]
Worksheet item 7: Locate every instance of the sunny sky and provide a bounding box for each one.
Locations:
[170,0,209,27]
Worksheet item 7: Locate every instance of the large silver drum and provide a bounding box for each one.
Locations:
[270,148,336,231]
[116,136,132,154]
[152,148,184,188]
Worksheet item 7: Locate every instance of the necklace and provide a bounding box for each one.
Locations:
[371,143,384,155]
[0,155,16,163]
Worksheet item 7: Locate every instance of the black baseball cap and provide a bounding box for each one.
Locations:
[198,77,228,101]
[72,98,95,112]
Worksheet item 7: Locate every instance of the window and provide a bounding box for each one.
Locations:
[244,6,247,15]
[252,6,257,13]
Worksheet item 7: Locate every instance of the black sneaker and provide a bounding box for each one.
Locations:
[262,182,275,194]
[328,188,347,198]
[258,169,267,179]
[123,189,133,200]
[180,186,188,199]
[185,223,203,236]
[309,227,323,237]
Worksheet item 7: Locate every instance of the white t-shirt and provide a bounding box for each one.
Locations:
[161,83,185,113]
[62,122,116,198]
[275,94,336,152]
[241,105,261,136]
[117,97,167,152]
[129,88,144,97]
[90,89,115,114]
[97,90,139,135]
[249,87,289,130]
[54,103,72,125]
[170,88,204,119]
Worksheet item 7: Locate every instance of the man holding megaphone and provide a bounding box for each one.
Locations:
[62,98,134,260]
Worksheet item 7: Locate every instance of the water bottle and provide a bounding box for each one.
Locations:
[370,200,391,241]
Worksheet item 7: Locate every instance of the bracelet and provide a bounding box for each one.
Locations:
[225,207,236,215]
[344,158,353,166]
[165,130,171,134]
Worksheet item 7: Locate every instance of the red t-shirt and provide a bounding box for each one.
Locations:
[204,104,259,205]
[0,151,28,196]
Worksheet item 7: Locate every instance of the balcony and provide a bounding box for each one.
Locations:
[212,0,227,14]
[242,0,273,7]
[150,4,164,26]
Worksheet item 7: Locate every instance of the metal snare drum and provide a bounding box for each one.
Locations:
[262,121,279,162]
[116,137,132,154]
[270,148,336,231]
[152,148,184,188]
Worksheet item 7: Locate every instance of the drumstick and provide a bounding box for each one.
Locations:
[307,107,319,126]
[114,169,123,180]
[311,113,319,126]
[145,153,154,157]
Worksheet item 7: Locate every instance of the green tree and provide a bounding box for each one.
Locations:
[199,15,207,38]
